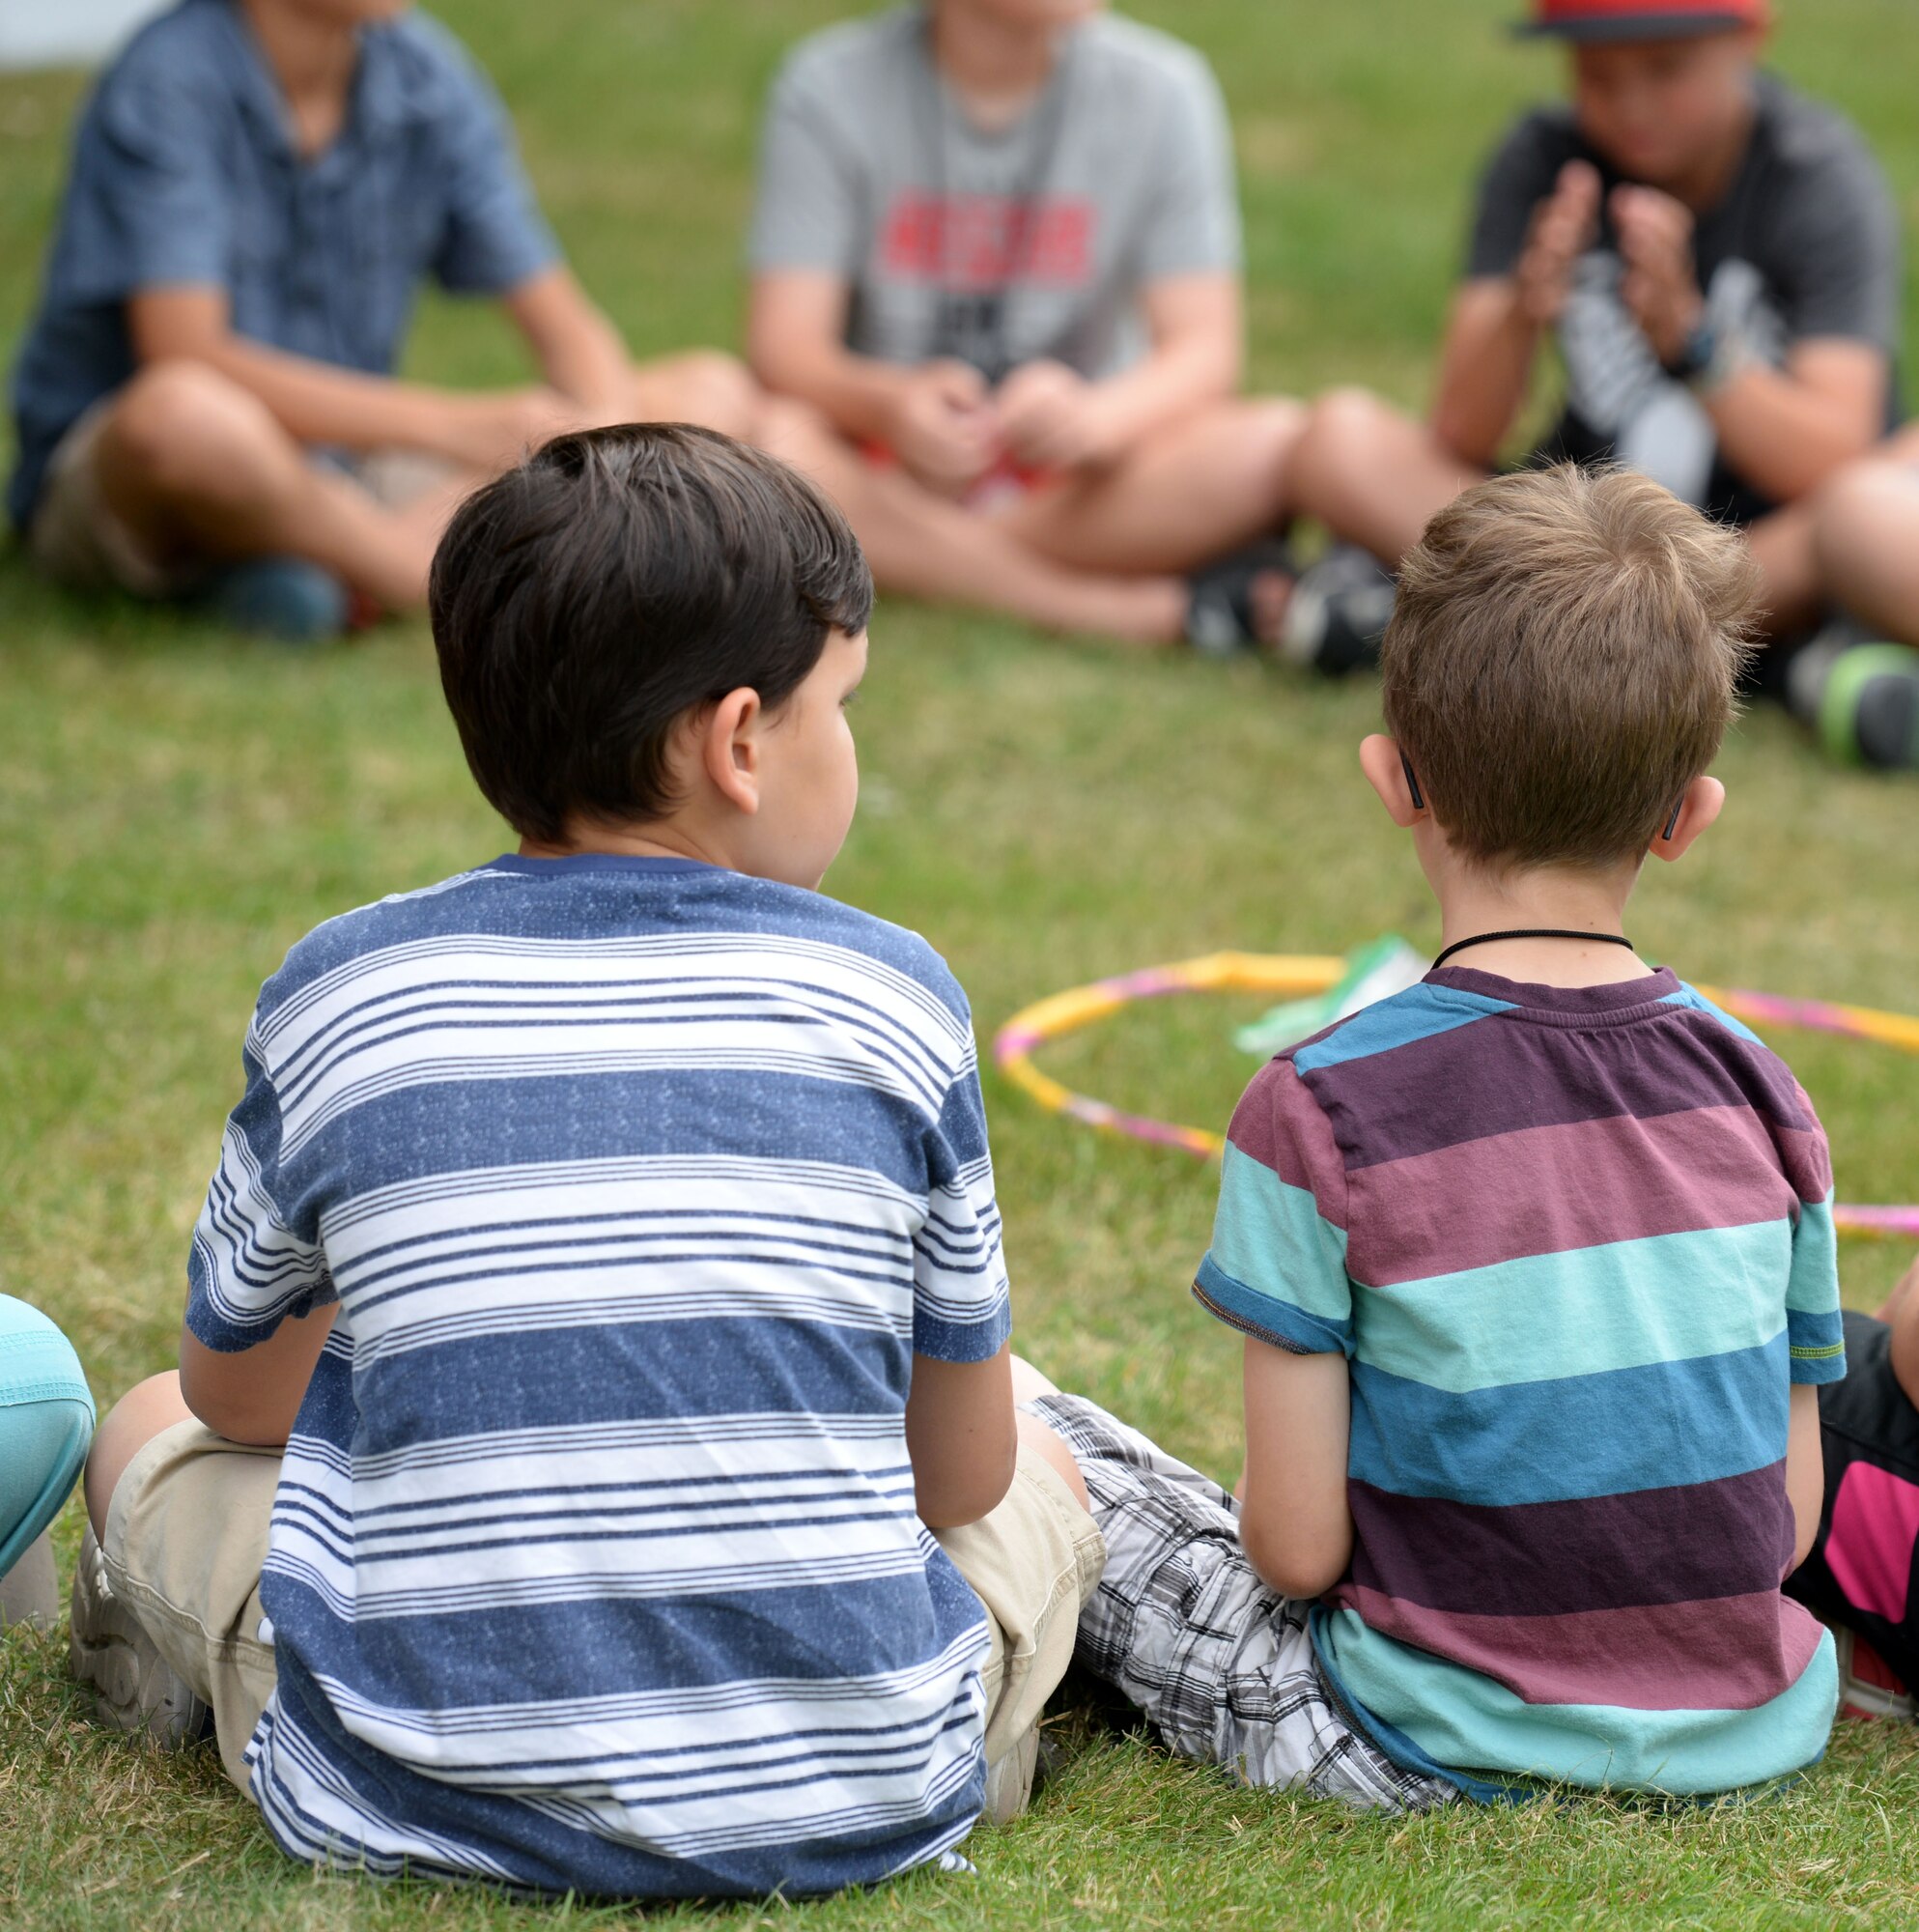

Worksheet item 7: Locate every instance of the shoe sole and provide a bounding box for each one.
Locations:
[68,1527,212,1747]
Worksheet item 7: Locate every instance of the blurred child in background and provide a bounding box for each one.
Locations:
[8,0,757,641]
[1276,0,1901,700]
[748,0,1304,650]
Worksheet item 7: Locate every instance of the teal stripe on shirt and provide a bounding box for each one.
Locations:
[1352,1221,1794,1395]
[1348,1334,1791,1505]
[1787,1191,1839,1316]
[1293,983,1515,1074]
[1207,1142,1350,1326]
[1315,1608,1836,1796]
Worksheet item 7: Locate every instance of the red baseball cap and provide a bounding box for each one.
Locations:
[1515,0,1768,40]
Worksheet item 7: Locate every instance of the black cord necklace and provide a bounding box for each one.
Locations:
[1431,928,1637,973]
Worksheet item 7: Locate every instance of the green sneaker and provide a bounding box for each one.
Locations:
[1817,642,1919,771]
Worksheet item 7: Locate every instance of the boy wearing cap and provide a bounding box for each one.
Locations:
[1276,0,1899,675]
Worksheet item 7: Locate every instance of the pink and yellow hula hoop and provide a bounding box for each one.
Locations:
[992,952,1919,1242]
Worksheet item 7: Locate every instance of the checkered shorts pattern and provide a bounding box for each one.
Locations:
[1027,1393,1456,1811]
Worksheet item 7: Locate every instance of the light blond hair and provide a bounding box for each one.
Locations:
[1382,466,1760,869]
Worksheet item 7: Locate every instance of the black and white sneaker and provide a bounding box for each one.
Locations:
[1276,545,1397,678]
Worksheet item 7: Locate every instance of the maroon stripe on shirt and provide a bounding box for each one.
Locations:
[1346,1466,1795,1617]
[1336,1584,1826,1713]
[1344,1106,1803,1286]
[1225,1056,1350,1224]
[1299,1006,1815,1173]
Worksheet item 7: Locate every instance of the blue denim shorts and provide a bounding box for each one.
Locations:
[0,1294,94,1575]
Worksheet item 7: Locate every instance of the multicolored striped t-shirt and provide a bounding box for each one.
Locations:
[1195,965,1845,1798]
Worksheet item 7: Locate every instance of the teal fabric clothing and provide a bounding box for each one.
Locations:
[0,1296,94,1577]
[1196,968,1844,1798]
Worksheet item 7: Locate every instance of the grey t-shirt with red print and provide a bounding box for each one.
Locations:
[748,4,1240,384]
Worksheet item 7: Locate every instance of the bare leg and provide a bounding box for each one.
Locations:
[996,398,1307,574]
[1008,1355,1090,1509]
[628,350,764,441]
[95,363,445,611]
[1287,387,1486,566]
[759,401,1187,643]
[84,1372,192,1543]
[1744,498,1825,642]
[1808,433,1919,646]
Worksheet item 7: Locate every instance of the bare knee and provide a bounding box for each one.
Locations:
[102,361,296,507]
[1296,387,1409,480]
[1811,459,1919,582]
[643,350,760,440]
[84,1371,191,1541]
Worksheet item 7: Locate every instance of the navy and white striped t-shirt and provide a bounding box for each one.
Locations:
[183,855,1013,1898]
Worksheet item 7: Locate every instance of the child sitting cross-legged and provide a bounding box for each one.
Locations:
[69,423,1104,1899]
[1021,465,1847,1804]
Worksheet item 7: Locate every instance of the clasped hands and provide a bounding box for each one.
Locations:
[1517,158,1706,370]
[886,356,1124,496]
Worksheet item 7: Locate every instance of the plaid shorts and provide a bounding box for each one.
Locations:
[1027,1393,1455,1811]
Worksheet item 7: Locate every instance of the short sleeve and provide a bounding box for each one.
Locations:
[428,43,561,295]
[1766,143,1901,351]
[74,71,235,298]
[747,53,867,276]
[184,1031,334,1352]
[1464,115,1565,282]
[1194,1059,1353,1356]
[912,1055,1012,1364]
[1135,51,1241,281]
[1782,1092,1845,1384]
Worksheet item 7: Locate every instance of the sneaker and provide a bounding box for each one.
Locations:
[197,555,352,645]
[1276,545,1397,678]
[68,1526,212,1747]
[1811,641,1919,771]
[1834,1624,1916,1722]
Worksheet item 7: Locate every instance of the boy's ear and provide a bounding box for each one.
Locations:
[1649,774,1724,863]
[1359,734,1426,829]
[699,687,765,816]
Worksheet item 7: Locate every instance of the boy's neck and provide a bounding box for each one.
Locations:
[239,0,360,156]
[1428,858,1656,989]
[931,4,1064,127]
[519,822,716,868]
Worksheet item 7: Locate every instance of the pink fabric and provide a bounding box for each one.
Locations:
[1346,1104,1799,1286]
[1824,1462,1919,1624]
[1337,1583,1826,1712]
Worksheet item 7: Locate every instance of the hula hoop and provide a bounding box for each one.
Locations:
[992,952,1919,1242]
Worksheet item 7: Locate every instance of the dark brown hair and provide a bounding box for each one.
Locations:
[1382,465,1759,869]
[430,423,873,843]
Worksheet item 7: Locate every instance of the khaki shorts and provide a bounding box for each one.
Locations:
[28,401,450,601]
[104,1421,1105,1798]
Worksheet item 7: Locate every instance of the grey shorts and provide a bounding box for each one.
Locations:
[1028,1393,1456,1811]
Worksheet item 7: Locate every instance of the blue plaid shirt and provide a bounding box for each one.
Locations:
[8,0,559,530]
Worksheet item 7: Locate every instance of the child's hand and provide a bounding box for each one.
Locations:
[1613,185,1706,367]
[1515,160,1601,326]
[994,360,1119,472]
[888,360,1001,496]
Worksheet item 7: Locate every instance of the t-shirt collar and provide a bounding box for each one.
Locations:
[1425,962,1682,1020]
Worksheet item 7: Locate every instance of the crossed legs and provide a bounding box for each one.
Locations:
[762,397,1306,644]
[63,351,762,616]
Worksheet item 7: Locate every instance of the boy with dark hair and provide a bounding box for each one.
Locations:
[9,0,756,639]
[1278,0,1899,676]
[748,0,1304,648]
[69,423,1104,1897]
[1022,467,1846,1804]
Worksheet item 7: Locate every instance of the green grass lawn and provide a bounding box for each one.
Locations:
[5,2,1919,1925]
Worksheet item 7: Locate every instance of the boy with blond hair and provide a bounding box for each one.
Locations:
[1024,466,1846,1803]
